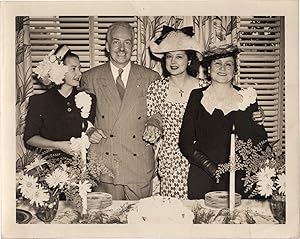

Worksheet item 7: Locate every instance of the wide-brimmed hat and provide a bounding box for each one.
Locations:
[149,26,203,59]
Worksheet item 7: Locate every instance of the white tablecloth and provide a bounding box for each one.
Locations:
[17,199,278,224]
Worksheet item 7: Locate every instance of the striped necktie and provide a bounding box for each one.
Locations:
[116,68,125,100]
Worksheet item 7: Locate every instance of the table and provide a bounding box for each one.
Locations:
[17,199,278,224]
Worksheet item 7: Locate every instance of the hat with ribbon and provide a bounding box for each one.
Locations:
[149,25,203,59]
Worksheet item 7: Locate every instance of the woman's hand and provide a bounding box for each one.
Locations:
[57,141,74,155]
[252,106,265,125]
[143,125,161,144]
[87,128,107,144]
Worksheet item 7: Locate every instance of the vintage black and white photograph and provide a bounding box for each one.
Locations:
[1,1,299,239]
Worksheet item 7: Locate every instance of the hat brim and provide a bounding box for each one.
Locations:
[149,31,203,60]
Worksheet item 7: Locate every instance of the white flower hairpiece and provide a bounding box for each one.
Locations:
[34,48,69,85]
[75,92,92,118]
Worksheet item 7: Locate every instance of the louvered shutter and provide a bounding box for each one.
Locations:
[239,16,285,150]
[29,16,138,93]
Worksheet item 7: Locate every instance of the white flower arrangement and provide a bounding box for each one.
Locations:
[34,49,69,85]
[16,151,94,218]
[75,92,92,118]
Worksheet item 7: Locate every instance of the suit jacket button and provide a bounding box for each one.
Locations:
[67,107,72,112]
[105,152,109,155]
[133,135,136,138]
[133,153,137,156]
[138,116,141,119]
[102,115,105,118]
[110,134,114,137]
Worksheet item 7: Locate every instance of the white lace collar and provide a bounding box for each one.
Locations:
[201,86,257,116]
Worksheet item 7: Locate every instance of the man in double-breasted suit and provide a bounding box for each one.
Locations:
[81,22,161,200]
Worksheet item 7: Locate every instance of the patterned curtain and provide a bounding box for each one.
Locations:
[137,16,240,80]
[16,16,33,161]
[193,16,240,80]
[136,16,186,75]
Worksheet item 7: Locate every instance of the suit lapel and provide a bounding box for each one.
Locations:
[118,64,142,115]
[99,63,122,117]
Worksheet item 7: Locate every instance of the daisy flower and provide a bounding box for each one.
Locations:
[275,174,286,195]
[28,185,50,207]
[25,157,47,172]
[256,166,276,182]
[18,174,38,198]
[257,178,275,197]
[74,180,92,198]
[45,168,69,189]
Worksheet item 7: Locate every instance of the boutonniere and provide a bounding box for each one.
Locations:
[75,92,92,118]
[238,87,257,111]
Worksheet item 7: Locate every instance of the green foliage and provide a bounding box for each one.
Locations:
[80,203,135,224]
[215,137,285,198]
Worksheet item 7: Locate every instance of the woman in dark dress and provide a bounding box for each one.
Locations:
[24,45,96,158]
[179,44,268,199]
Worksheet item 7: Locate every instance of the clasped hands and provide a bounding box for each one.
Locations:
[143,125,162,144]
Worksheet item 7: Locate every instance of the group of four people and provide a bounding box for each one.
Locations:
[24,22,268,201]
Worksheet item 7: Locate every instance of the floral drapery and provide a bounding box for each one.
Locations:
[16,16,33,161]
[136,16,240,79]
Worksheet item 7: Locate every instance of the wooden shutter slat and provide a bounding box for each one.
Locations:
[30,34,89,39]
[241,34,280,39]
[239,28,279,33]
[240,62,279,67]
[30,40,90,45]
[240,73,279,78]
[30,29,89,33]
[94,17,137,22]
[240,17,281,21]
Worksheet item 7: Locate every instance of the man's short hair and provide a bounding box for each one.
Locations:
[106,22,134,43]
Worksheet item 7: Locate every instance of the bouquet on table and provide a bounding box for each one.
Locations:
[16,149,95,223]
[215,138,286,223]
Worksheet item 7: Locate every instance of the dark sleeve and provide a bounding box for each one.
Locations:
[179,90,218,178]
[179,89,201,160]
[88,93,96,125]
[236,101,268,146]
[23,95,43,144]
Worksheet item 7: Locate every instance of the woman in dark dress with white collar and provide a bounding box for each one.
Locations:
[24,45,96,158]
[179,45,268,199]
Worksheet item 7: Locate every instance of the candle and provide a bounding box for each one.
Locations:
[81,131,87,215]
[229,124,235,214]
[81,132,87,172]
